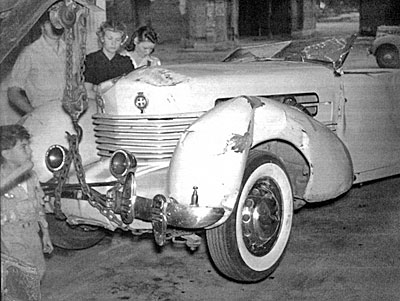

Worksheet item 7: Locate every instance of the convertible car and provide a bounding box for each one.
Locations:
[28,34,399,283]
[1,1,400,284]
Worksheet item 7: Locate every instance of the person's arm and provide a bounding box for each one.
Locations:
[85,82,97,100]
[7,87,34,114]
[40,221,53,254]
[32,172,54,254]
[8,48,33,114]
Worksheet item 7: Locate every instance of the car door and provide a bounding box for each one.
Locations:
[340,69,400,183]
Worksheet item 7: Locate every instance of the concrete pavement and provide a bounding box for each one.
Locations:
[41,175,400,301]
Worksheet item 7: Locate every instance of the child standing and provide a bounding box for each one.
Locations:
[1,124,53,281]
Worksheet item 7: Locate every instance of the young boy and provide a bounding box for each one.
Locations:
[1,124,53,281]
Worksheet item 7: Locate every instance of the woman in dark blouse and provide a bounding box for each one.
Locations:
[84,20,134,100]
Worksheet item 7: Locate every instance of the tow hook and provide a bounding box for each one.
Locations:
[172,233,202,251]
[151,195,205,250]
[152,194,168,246]
[149,193,225,247]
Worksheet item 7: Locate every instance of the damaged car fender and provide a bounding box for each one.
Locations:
[251,97,354,203]
[168,96,258,220]
[168,95,354,225]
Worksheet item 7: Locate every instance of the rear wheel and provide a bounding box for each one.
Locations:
[46,214,106,250]
[206,151,293,282]
[376,44,400,68]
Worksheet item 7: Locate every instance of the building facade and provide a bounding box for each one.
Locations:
[107,0,318,48]
[359,0,400,36]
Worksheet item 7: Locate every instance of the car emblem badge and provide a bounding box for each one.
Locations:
[134,92,148,113]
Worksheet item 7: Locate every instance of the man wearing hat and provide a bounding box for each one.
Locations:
[7,1,66,115]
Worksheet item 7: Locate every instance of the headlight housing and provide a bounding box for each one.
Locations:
[45,145,69,173]
[109,149,137,179]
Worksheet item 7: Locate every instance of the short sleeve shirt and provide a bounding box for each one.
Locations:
[84,50,134,85]
[8,35,66,108]
[1,170,45,226]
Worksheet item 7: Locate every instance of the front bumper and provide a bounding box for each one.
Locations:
[134,194,225,246]
[133,195,225,229]
[110,168,226,245]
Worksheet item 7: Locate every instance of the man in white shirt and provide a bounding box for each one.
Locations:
[7,2,66,115]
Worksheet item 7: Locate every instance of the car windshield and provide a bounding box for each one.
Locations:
[223,33,357,69]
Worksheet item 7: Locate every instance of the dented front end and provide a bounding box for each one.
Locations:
[165,94,353,226]
[124,93,353,231]
[45,92,354,238]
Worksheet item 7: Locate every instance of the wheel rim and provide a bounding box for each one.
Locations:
[382,51,396,65]
[236,162,293,271]
[241,177,282,257]
[378,47,399,67]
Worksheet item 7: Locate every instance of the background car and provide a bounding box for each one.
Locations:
[369,25,400,68]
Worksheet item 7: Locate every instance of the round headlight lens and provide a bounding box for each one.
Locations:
[45,145,68,172]
[110,150,137,178]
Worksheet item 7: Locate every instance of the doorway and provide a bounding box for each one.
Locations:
[238,0,291,37]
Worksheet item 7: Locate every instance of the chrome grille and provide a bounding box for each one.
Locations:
[92,112,203,160]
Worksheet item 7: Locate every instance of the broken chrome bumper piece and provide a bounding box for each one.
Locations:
[131,194,225,246]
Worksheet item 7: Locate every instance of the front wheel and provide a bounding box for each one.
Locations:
[46,214,107,250]
[206,151,293,282]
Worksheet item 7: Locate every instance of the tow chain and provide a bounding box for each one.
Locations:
[68,132,126,228]
[53,1,126,228]
[61,1,88,122]
[53,148,72,220]
[52,131,125,228]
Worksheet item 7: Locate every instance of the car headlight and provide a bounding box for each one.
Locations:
[109,149,137,179]
[45,145,69,173]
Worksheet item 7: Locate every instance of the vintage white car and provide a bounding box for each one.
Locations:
[2,2,399,282]
[20,33,398,283]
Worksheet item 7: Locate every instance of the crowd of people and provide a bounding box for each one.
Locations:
[1,1,161,295]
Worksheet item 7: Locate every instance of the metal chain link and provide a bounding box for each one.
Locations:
[52,132,125,227]
[68,132,126,228]
[77,11,87,89]
[53,2,126,228]
[61,5,88,123]
[53,151,73,220]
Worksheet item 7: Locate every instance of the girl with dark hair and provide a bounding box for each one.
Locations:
[123,25,161,68]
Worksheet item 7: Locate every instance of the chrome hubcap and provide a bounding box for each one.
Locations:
[241,177,282,256]
[383,52,395,63]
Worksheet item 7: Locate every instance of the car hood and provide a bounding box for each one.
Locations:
[98,61,336,116]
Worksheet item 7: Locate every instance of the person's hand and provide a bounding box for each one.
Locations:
[42,230,54,254]
[145,56,160,66]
